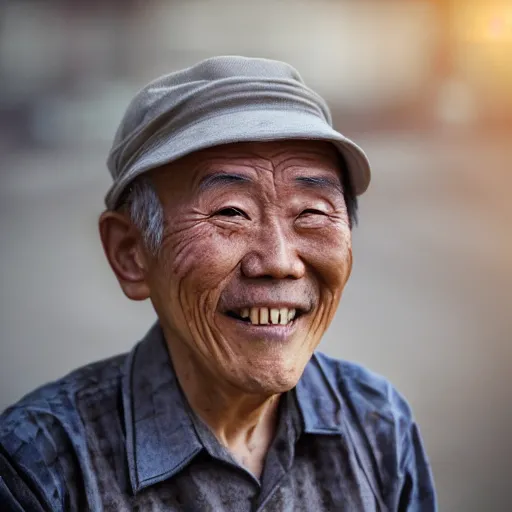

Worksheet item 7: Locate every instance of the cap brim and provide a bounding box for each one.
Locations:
[105,109,371,209]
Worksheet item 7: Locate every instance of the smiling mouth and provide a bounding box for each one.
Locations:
[225,307,303,326]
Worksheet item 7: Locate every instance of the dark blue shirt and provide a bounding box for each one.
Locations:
[0,324,436,511]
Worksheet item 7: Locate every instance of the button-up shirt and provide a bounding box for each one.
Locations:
[0,324,436,511]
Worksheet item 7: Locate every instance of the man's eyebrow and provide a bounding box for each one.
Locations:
[198,172,253,192]
[294,175,343,195]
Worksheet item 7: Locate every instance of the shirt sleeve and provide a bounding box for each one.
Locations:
[397,421,437,512]
[0,449,49,512]
[0,407,72,512]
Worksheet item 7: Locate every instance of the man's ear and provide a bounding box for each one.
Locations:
[98,211,151,301]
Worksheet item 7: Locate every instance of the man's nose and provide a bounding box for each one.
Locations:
[240,221,306,280]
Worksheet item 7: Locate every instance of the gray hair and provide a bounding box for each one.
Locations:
[119,177,164,255]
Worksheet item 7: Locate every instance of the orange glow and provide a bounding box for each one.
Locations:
[457,3,512,42]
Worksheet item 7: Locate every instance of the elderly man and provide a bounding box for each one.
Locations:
[0,56,436,511]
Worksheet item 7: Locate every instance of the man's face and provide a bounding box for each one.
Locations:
[145,140,352,394]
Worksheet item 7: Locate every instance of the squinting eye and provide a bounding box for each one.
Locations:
[300,209,326,216]
[215,207,248,218]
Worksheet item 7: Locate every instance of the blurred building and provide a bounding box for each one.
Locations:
[1,0,511,149]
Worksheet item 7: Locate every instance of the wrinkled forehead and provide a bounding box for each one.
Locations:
[146,140,343,204]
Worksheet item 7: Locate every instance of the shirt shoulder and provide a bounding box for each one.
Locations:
[306,353,436,510]
[311,352,417,498]
[0,352,128,510]
[1,352,127,431]
[313,351,413,429]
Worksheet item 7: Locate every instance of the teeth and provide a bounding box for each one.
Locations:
[250,308,259,325]
[244,307,297,326]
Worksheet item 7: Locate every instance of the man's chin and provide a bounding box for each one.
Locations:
[229,356,309,396]
[212,313,317,393]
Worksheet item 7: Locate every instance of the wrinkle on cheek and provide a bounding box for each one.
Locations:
[162,224,212,279]
[184,286,241,367]
[161,221,244,367]
[184,288,209,351]
[304,239,351,288]
[165,222,244,285]
[310,290,338,340]
[302,229,351,348]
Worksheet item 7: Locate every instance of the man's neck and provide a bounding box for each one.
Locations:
[164,331,281,477]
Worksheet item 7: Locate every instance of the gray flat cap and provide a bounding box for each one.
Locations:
[105,55,371,209]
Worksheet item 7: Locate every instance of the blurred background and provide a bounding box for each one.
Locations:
[0,0,511,510]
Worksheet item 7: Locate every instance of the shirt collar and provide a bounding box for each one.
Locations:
[123,323,343,494]
[123,323,202,494]
[295,352,344,434]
